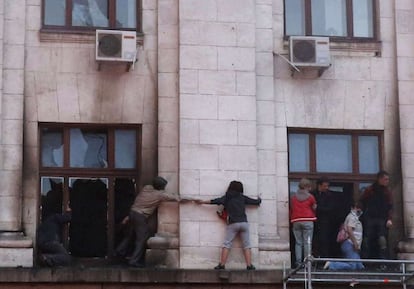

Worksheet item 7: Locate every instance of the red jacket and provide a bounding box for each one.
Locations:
[290,194,317,223]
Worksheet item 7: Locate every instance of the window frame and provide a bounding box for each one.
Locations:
[288,128,383,192]
[39,123,142,259]
[284,0,377,42]
[41,0,142,33]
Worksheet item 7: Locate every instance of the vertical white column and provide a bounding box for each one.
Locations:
[0,0,25,231]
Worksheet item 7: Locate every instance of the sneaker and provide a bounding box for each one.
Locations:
[323,261,330,270]
[214,263,225,270]
[246,264,256,270]
[349,281,359,287]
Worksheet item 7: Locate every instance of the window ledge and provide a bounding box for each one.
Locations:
[0,267,282,284]
[39,29,144,45]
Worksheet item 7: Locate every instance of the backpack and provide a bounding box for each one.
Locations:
[216,205,228,222]
[336,223,349,243]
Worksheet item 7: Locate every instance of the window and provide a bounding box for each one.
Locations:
[285,0,375,39]
[288,129,382,196]
[39,124,141,260]
[42,0,139,31]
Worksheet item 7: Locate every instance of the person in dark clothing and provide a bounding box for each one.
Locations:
[312,177,336,258]
[197,180,261,270]
[360,170,393,260]
[37,208,72,267]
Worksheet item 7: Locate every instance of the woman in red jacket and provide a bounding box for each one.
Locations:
[290,178,317,268]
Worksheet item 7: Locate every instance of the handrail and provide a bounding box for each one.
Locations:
[283,256,414,289]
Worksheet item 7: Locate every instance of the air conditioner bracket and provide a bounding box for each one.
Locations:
[290,65,330,77]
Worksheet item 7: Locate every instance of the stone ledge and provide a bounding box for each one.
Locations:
[0,267,282,284]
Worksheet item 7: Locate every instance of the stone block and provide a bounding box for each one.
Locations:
[159,48,179,72]
[180,246,221,269]
[199,170,238,196]
[56,74,81,122]
[2,145,22,171]
[159,97,178,122]
[159,25,178,49]
[159,72,178,97]
[257,125,275,150]
[200,22,237,46]
[258,175,276,199]
[275,126,287,152]
[180,69,198,94]
[218,47,255,71]
[158,147,178,172]
[257,100,275,124]
[275,152,288,177]
[370,57,394,81]
[180,119,200,144]
[158,0,178,25]
[26,4,41,30]
[180,0,217,21]
[142,9,157,35]
[179,169,200,197]
[121,77,146,123]
[159,122,178,147]
[276,177,289,203]
[237,121,256,145]
[218,95,256,121]
[180,221,200,246]
[179,21,199,45]
[237,171,258,195]
[200,120,238,145]
[2,119,23,145]
[399,81,414,104]
[217,0,255,23]
[180,45,217,70]
[180,144,219,170]
[219,146,257,170]
[0,195,21,230]
[236,71,256,96]
[0,248,33,268]
[237,23,256,47]
[3,94,23,120]
[180,94,217,119]
[256,52,274,76]
[256,28,273,52]
[4,19,25,45]
[256,4,273,29]
[401,132,414,154]
[335,56,371,80]
[258,149,276,174]
[3,69,24,95]
[259,250,290,269]
[3,45,24,70]
[199,70,236,95]
[200,222,226,246]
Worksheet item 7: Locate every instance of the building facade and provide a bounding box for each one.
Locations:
[0,0,413,275]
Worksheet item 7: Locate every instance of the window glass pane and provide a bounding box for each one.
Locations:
[116,0,136,28]
[115,129,137,168]
[353,0,374,37]
[358,136,379,173]
[285,0,305,36]
[289,180,300,196]
[316,134,352,172]
[288,133,310,172]
[312,0,347,37]
[44,0,66,26]
[69,177,108,257]
[41,128,64,167]
[40,177,64,221]
[72,0,109,27]
[70,128,108,168]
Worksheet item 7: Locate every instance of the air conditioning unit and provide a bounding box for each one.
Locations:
[289,36,330,67]
[96,30,137,62]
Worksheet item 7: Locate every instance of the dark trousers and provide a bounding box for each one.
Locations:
[362,217,388,259]
[314,221,337,258]
[38,241,71,266]
[116,211,149,266]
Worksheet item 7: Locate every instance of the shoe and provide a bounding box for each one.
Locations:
[349,281,359,287]
[214,263,225,270]
[379,264,388,271]
[246,264,256,270]
[323,261,330,270]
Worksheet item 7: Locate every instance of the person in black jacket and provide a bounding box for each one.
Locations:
[198,180,261,270]
[312,177,336,258]
[37,207,72,267]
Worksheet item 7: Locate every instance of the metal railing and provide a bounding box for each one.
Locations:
[283,256,414,289]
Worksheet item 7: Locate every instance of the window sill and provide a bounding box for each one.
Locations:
[39,29,144,45]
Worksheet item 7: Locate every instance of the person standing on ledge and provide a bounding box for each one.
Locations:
[197,180,261,270]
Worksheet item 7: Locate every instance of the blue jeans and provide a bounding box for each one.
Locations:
[329,240,364,270]
[292,221,314,264]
